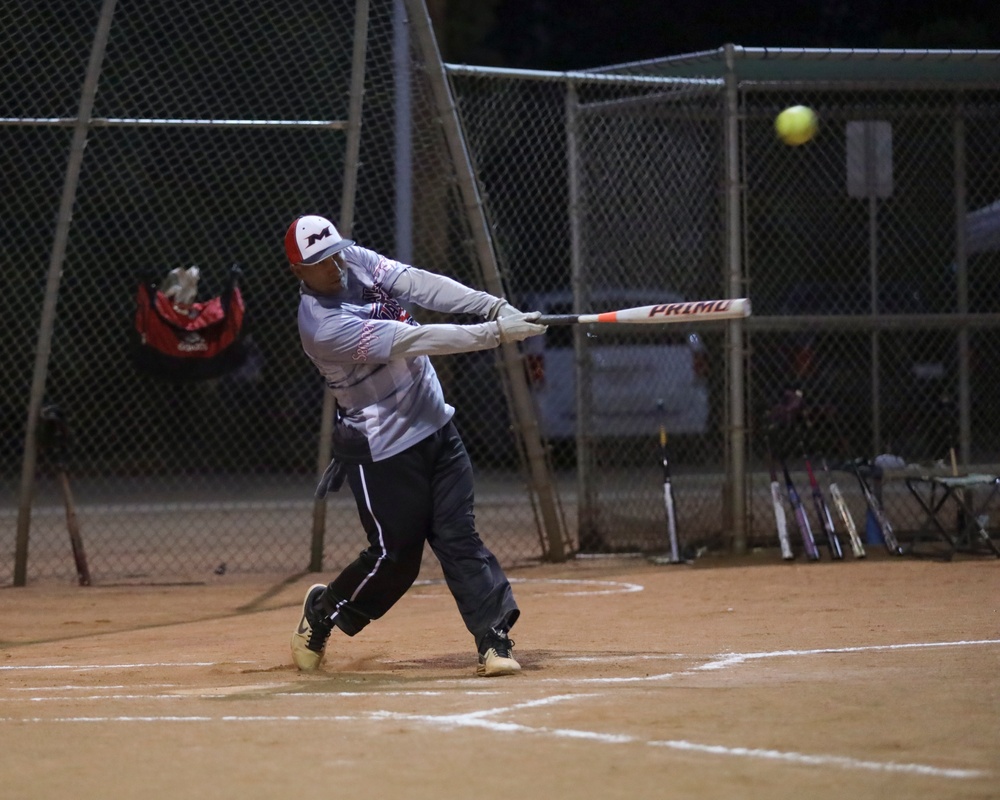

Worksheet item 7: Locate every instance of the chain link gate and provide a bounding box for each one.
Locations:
[448,49,1000,556]
[593,48,1000,551]
[742,81,1000,547]
[445,67,733,556]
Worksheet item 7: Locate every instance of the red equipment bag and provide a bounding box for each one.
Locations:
[133,265,248,381]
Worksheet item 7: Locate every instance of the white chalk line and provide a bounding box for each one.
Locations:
[370,706,986,780]
[6,639,995,709]
[694,638,1000,672]
[412,577,644,597]
[540,638,1000,685]
[560,654,688,663]
[3,699,983,780]
[2,639,996,780]
[645,739,983,779]
[0,661,255,672]
[6,715,360,722]
[2,689,510,702]
[5,638,997,684]
[8,684,179,691]
[17,695,190,702]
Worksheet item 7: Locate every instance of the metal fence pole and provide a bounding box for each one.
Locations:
[309,0,369,573]
[13,0,118,586]
[404,0,568,560]
[724,44,747,554]
[953,99,971,467]
[566,80,597,550]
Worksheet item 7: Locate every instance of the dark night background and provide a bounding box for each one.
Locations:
[4,0,1000,480]
[430,0,1000,68]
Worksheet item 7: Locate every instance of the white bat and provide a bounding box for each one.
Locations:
[537,298,750,326]
[770,470,794,560]
[823,458,865,558]
[658,401,682,564]
[765,434,794,560]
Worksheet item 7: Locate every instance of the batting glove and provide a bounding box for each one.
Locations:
[486,297,523,321]
[496,311,547,344]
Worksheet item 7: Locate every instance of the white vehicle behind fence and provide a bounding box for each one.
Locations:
[518,289,711,439]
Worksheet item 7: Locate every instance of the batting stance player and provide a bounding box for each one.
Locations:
[284,214,546,677]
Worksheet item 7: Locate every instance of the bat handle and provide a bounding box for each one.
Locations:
[536,314,577,326]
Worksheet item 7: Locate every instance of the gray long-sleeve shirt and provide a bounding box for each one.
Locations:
[296,245,503,461]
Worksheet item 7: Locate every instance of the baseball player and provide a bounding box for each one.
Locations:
[284,214,546,677]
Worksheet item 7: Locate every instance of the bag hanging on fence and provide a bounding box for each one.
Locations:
[133,264,248,381]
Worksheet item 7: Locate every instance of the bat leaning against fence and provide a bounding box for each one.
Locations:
[765,434,794,560]
[822,457,865,558]
[656,400,682,564]
[781,458,821,561]
[38,405,91,586]
[537,297,750,326]
[848,460,903,555]
[57,468,91,587]
[801,445,844,560]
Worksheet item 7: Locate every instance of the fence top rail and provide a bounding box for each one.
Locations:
[0,117,348,129]
[444,63,724,87]
[737,46,1000,62]
[592,45,1000,84]
[739,79,1000,92]
[603,45,1000,69]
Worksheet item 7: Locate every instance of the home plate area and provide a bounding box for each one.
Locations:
[1,561,996,799]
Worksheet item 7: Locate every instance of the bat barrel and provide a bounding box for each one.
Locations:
[536,298,750,326]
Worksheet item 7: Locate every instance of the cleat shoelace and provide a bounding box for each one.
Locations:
[304,594,333,653]
[307,622,331,653]
[489,633,515,660]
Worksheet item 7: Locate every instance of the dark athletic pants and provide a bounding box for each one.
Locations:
[317,421,519,651]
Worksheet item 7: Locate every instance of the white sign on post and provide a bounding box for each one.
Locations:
[846,120,893,198]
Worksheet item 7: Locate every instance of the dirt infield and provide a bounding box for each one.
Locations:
[1,552,997,799]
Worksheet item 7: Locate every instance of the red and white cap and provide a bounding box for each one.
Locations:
[284,215,355,265]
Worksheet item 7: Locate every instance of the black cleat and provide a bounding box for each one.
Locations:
[477,628,521,677]
[290,584,332,672]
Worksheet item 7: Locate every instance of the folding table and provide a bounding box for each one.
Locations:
[904,473,1000,557]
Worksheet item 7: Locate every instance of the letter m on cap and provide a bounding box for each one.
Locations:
[307,227,332,246]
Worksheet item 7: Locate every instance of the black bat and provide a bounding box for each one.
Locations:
[57,467,91,586]
[657,400,681,564]
[765,433,794,560]
[848,460,903,555]
[802,448,844,559]
[38,405,90,586]
[782,458,821,561]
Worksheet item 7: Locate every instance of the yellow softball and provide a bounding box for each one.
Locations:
[775,105,818,146]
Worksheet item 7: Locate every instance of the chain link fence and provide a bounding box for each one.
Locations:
[446,68,732,554]
[447,51,1000,554]
[4,3,1000,586]
[2,0,559,586]
[584,49,1000,550]
[740,80,1000,549]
